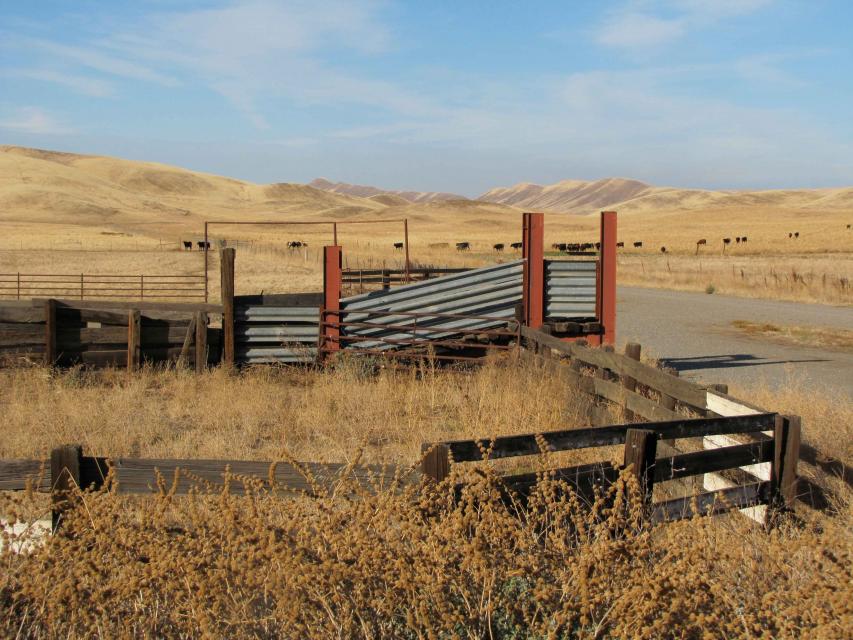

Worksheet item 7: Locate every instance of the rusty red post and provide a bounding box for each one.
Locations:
[522,212,545,329]
[322,245,342,360]
[598,211,617,345]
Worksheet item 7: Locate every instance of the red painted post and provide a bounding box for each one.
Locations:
[598,211,617,345]
[521,212,545,329]
[322,245,342,360]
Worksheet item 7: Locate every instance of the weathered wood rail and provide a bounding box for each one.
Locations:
[422,413,798,525]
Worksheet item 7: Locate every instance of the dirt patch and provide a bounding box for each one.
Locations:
[731,320,853,351]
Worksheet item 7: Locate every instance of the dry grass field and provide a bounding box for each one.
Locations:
[2,145,851,304]
[0,359,851,638]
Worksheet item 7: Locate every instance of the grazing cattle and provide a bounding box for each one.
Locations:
[393,242,404,250]
[182,241,192,250]
[595,242,601,250]
[736,237,741,244]
[741,236,748,243]
[551,243,562,251]
[695,239,707,255]
[633,241,643,248]
[456,242,471,251]
[197,241,210,250]
[493,243,505,252]
[847,224,851,229]
[788,232,793,238]
[660,246,667,253]
[510,242,522,250]
[723,238,731,245]
[794,232,799,238]
[616,242,624,248]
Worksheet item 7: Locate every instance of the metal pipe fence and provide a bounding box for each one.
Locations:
[0,273,207,301]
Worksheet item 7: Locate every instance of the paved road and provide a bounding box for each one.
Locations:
[616,287,853,399]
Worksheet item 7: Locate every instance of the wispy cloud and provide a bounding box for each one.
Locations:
[3,68,116,97]
[595,0,773,50]
[0,107,74,135]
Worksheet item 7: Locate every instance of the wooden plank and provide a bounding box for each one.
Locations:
[0,303,44,323]
[49,299,222,314]
[127,310,141,371]
[235,292,323,307]
[421,443,450,483]
[772,415,801,510]
[500,460,620,498]
[57,325,189,349]
[177,314,197,367]
[521,326,708,408]
[651,481,769,524]
[0,323,45,346]
[655,440,773,482]
[0,459,48,491]
[44,299,56,365]
[60,347,195,367]
[195,311,208,372]
[622,342,641,420]
[220,248,235,366]
[50,445,82,530]
[87,457,402,495]
[441,414,777,463]
[624,429,657,501]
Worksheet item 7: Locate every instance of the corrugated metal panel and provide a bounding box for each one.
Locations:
[545,260,597,320]
[339,261,522,351]
[235,305,318,364]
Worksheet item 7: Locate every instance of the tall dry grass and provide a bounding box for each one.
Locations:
[0,361,851,637]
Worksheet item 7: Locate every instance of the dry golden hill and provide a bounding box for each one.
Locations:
[309,177,465,203]
[481,177,853,214]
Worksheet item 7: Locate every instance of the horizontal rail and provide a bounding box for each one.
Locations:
[328,308,519,323]
[651,481,770,523]
[655,440,774,482]
[438,414,777,463]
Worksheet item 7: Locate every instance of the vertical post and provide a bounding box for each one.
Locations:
[622,342,641,420]
[195,311,208,373]
[522,212,545,329]
[599,211,617,345]
[382,269,390,290]
[44,299,56,366]
[204,221,209,303]
[332,222,338,246]
[127,309,141,371]
[221,247,236,367]
[404,218,410,283]
[623,428,657,508]
[322,245,342,360]
[51,444,82,531]
[80,273,84,300]
[772,415,801,512]
[421,443,450,483]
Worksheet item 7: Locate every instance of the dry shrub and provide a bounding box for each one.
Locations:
[1,472,851,639]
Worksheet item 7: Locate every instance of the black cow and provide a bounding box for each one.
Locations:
[660,246,667,253]
[741,236,748,243]
[182,241,192,250]
[633,241,643,248]
[288,241,305,249]
[594,242,601,250]
[393,242,404,250]
[456,242,470,251]
[568,243,582,252]
[794,232,799,238]
[616,242,624,248]
[696,239,707,246]
[723,238,732,245]
[493,243,505,252]
[510,242,523,250]
[197,241,210,250]
[736,237,741,244]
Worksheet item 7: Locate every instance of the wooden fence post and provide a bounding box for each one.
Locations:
[771,414,801,512]
[622,342,641,420]
[598,211,617,345]
[321,246,342,361]
[44,299,56,366]
[422,443,450,483]
[127,309,141,371]
[623,428,657,508]
[51,444,82,530]
[195,311,208,373]
[177,314,197,369]
[220,247,236,367]
[522,212,545,329]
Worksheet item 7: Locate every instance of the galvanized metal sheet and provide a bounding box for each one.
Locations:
[340,261,522,351]
[234,305,319,363]
[544,260,597,320]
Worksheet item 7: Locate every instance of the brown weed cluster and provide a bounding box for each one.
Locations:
[2,471,851,639]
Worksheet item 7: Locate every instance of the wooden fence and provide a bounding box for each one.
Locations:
[0,273,206,301]
[422,413,798,524]
[0,299,221,371]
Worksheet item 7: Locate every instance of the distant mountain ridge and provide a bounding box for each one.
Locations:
[309,178,466,203]
[479,178,652,212]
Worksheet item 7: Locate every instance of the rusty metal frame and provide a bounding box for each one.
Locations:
[522,212,545,329]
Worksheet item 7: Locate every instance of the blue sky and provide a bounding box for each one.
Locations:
[1,0,851,195]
